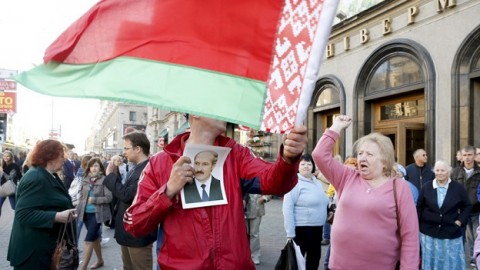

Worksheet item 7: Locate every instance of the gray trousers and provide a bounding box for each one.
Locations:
[246,216,262,262]
[466,214,479,261]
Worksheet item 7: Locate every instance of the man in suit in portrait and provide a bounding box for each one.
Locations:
[184,150,223,203]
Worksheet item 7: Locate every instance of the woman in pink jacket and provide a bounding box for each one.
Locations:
[312,115,419,269]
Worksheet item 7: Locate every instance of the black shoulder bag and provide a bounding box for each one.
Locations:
[51,212,79,270]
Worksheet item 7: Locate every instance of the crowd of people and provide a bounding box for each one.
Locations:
[306,115,479,270]
[3,114,480,269]
[3,132,157,269]
[1,114,306,270]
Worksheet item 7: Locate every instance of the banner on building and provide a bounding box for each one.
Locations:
[0,80,17,91]
[0,91,16,113]
[123,124,146,135]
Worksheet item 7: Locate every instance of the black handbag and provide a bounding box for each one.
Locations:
[326,203,336,224]
[274,239,298,270]
[51,213,79,270]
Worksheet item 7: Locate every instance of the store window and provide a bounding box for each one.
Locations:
[367,56,423,94]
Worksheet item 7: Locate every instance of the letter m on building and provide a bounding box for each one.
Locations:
[436,0,456,12]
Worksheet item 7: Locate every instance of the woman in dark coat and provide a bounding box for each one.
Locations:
[0,150,22,217]
[7,140,76,269]
[417,160,472,270]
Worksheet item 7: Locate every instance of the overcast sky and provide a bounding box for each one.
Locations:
[0,0,101,152]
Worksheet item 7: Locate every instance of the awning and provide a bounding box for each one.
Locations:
[174,121,190,135]
[159,128,168,137]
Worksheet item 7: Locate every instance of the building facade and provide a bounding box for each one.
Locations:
[88,102,191,156]
[87,101,148,156]
[88,0,480,165]
[147,108,188,154]
[307,0,480,166]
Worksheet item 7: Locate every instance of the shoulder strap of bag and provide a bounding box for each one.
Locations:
[68,213,77,247]
[56,217,69,245]
[393,180,401,270]
[393,178,400,234]
[57,212,76,244]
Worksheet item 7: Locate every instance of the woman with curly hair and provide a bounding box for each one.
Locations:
[7,140,75,269]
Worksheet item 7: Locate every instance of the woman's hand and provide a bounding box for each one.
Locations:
[106,161,118,176]
[329,115,352,134]
[55,209,77,223]
[454,220,462,226]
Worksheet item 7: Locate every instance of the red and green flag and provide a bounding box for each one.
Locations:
[15,0,339,132]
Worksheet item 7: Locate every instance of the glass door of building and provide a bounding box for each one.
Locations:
[375,122,424,166]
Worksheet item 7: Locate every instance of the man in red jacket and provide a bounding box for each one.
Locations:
[124,115,307,270]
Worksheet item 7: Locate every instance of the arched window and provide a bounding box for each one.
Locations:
[309,76,345,156]
[315,85,340,107]
[475,55,480,70]
[354,39,435,164]
[452,26,480,155]
[367,55,423,94]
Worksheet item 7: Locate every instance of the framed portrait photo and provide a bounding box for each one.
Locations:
[181,144,230,209]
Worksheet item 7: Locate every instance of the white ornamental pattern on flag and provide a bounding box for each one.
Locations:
[262,0,340,133]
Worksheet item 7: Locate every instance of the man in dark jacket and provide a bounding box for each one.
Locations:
[63,150,79,189]
[451,145,480,266]
[405,148,435,191]
[104,131,156,270]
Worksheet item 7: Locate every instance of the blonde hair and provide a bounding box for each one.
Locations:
[344,157,358,167]
[2,150,14,165]
[353,132,395,177]
[111,155,123,163]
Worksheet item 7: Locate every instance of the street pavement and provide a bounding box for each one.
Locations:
[0,198,330,269]
[3,197,478,269]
